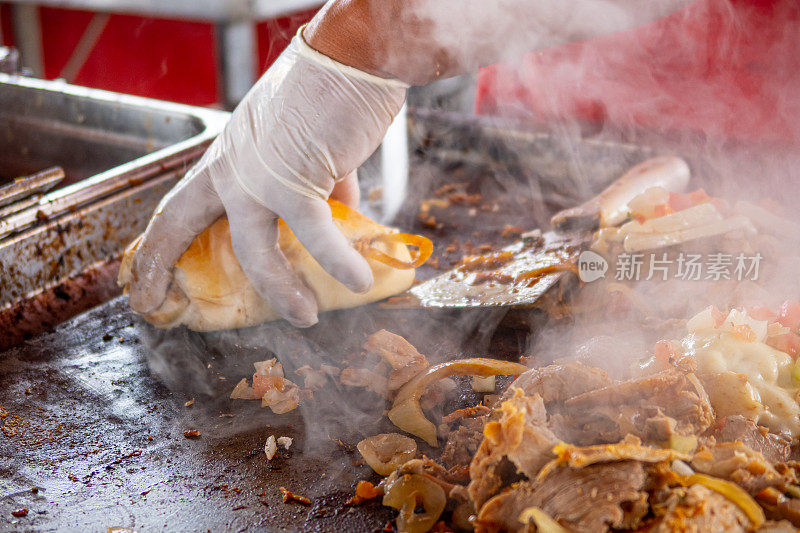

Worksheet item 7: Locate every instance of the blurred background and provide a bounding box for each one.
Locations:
[1,0,798,147]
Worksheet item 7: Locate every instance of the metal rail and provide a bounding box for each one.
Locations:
[4,0,324,106]
[2,0,323,21]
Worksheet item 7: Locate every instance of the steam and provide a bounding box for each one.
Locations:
[368,0,800,380]
[368,0,696,83]
[139,0,800,481]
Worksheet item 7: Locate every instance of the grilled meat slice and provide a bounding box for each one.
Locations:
[474,461,648,533]
[692,442,786,495]
[757,520,800,532]
[564,364,714,444]
[362,329,429,392]
[468,391,559,509]
[548,437,690,470]
[501,361,612,404]
[652,484,749,532]
[765,499,800,528]
[711,415,791,463]
[442,417,486,469]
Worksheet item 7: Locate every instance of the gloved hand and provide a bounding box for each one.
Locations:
[127,27,408,327]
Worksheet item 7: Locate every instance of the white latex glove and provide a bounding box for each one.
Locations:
[128,28,408,327]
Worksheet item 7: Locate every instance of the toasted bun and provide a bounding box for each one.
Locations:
[119,200,417,331]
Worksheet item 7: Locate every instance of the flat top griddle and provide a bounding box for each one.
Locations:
[0,299,398,532]
[1,294,538,532]
[0,111,659,531]
[0,147,561,532]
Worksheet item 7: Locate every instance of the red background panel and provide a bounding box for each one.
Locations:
[0,4,13,46]
[476,0,800,146]
[256,8,316,74]
[38,8,221,105]
[0,4,317,106]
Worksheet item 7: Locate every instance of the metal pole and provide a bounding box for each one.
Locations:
[217,19,257,109]
[11,4,44,76]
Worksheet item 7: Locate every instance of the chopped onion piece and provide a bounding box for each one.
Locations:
[519,507,568,533]
[320,364,341,376]
[687,306,717,333]
[262,382,301,414]
[671,459,695,477]
[666,434,698,454]
[230,378,259,400]
[472,375,496,393]
[265,435,277,460]
[767,322,791,338]
[277,436,293,450]
[627,186,670,220]
[720,309,768,343]
[295,365,327,391]
[357,433,417,476]
[254,358,284,377]
[382,474,446,533]
[389,358,527,446]
[340,367,388,397]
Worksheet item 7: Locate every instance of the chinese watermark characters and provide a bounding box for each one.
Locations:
[614,252,762,282]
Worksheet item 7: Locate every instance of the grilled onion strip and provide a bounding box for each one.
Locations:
[673,473,765,528]
[519,507,568,533]
[388,358,528,446]
[382,474,446,533]
[359,233,433,270]
[514,262,578,286]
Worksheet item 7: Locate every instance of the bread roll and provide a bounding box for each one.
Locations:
[119,200,427,331]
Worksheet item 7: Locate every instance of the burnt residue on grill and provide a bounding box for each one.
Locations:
[0,110,660,530]
[0,299,397,531]
[0,295,532,531]
[0,259,122,351]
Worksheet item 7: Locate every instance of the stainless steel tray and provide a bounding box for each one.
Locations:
[0,74,228,344]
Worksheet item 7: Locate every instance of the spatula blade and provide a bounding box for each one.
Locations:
[403,231,589,309]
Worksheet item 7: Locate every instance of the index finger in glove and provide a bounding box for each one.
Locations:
[280,195,374,294]
[128,168,224,314]
[225,201,319,328]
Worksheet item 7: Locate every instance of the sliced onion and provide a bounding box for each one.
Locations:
[357,433,417,476]
[519,507,568,533]
[360,233,433,270]
[230,378,259,400]
[388,358,527,446]
[720,309,768,343]
[514,263,578,285]
[262,383,300,414]
[542,442,691,478]
[673,473,765,528]
[254,358,284,377]
[627,186,670,220]
[382,474,446,533]
[687,306,718,332]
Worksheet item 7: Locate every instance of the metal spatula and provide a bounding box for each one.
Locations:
[393,156,690,309]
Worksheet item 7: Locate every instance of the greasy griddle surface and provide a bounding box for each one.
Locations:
[0,146,605,531]
[0,299,396,532]
[0,296,529,532]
